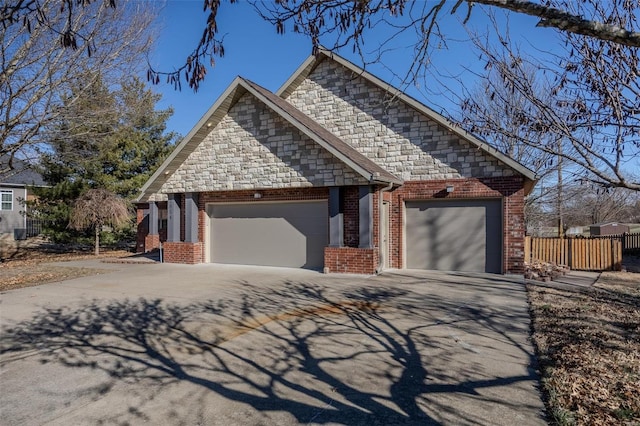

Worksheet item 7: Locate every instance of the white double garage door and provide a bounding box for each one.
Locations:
[206,199,502,273]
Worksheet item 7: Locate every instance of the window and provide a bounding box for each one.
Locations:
[1,190,13,211]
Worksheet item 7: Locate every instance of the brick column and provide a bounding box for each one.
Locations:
[143,202,160,252]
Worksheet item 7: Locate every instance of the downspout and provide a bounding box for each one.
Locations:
[375,180,394,274]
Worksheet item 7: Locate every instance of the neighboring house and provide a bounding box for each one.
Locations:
[136,50,536,274]
[589,222,630,236]
[565,226,585,237]
[0,157,46,239]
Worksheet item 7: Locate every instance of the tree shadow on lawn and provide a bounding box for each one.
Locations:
[0,280,540,425]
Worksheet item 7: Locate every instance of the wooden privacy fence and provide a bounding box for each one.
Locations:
[590,232,640,253]
[524,237,623,271]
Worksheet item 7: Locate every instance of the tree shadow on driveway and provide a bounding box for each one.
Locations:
[0,278,544,425]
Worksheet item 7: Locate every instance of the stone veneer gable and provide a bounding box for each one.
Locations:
[160,92,367,194]
[284,59,515,181]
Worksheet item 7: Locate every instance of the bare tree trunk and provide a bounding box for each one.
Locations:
[95,227,100,256]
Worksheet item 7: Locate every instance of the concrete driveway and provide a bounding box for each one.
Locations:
[0,262,545,425]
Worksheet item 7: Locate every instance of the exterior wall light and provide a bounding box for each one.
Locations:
[446,185,454,193]
[254,192,262,199]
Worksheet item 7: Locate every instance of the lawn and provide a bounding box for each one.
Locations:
[0,244,130,291]
[528,271,640,425]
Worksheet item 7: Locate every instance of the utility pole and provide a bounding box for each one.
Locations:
[557,137,564,238]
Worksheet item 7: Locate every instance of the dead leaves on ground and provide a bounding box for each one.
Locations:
[0,249,129,291]
[529,273,640,425]
[0,265,108,291]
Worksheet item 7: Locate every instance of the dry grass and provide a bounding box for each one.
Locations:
[0,247,130,292]
[528,272,640,425]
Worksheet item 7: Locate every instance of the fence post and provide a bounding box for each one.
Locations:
[613,240,622,271]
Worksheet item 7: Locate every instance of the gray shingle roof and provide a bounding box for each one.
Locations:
[0,156,46,186]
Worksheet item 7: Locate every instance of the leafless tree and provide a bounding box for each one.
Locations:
[164,0,639,192]
[8,1,637,191]
[562,186,640,227]
[0,0,156,173]
[115,0,640,91]
[254,1,639,87]
[455,6,639,191]
[69,188,131,256]
[453,62,562,233]
[8,1,639,92]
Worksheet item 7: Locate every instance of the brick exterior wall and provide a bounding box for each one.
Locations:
[136,204,148,253]
[323,186,382,274]
[138,178,525,274]
[136,202,167,253]
[324,247,379,274]
[163,242,204,264]
[144,234,160,252]
[343,186,359,247]
[136,56,529,274]
[198,187,328,204]
[387,176,526,274]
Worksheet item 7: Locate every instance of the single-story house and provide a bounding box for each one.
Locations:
[0,156,46,240]
[136,50,536,274]
[589,222,630,236]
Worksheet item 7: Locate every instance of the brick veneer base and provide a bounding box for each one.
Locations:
[144,234,160,253]
[324,247,379,274]
[163,242,204,264]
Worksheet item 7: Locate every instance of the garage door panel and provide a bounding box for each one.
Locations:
[405,199,502,273]
[209,201,327,269]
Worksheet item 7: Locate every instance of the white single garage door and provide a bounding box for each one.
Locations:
[208,201,328,269]
[405,199,502,273]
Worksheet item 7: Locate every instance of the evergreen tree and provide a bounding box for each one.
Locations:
[32,74,176,243]
[98,77,176,198]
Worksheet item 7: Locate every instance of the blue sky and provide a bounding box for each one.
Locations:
[148,0,561,138]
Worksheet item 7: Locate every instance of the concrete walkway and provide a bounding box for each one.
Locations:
[0,263,546,425]
[528,270,600,292]
[552,270,600,287]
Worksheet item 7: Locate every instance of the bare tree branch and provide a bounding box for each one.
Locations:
[1,0,155,173]
[457,10,639,191]
[472,0,640,47]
